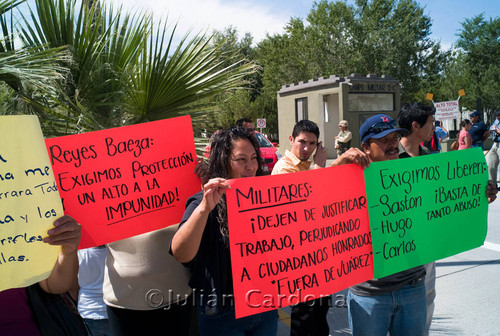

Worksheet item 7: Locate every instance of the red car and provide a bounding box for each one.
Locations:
[204,131,281,174]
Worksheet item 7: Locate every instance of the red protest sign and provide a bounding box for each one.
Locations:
[226,164,374,318]
[45,116,201,249]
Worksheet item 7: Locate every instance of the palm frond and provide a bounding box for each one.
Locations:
[10,0,256,136]
[125,20,258,122]
[0,0,24,15]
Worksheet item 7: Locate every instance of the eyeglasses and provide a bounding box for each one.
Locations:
[362,119,399,139]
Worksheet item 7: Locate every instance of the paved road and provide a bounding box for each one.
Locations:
[278,195,500,336]
[430,198,500,336]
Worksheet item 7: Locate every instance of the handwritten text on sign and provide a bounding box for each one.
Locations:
[434,100,460,120]
[45,116,201,249]
[226,164,374,318]
[0,116,63,291]
[365,148,488,278]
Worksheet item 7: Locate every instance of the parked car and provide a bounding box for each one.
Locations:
[204,131,281,174]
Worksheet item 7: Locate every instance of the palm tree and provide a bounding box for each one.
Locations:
[0,0,69,116]
[13,0,256,135]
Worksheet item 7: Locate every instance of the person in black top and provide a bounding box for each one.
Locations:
[171,127,278,336]
[468,111,489,149]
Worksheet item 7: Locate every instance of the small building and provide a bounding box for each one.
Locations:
[277,74,401,158]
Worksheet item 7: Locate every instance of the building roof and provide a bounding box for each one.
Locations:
[277,73,398,95]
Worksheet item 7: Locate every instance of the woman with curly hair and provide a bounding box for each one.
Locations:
[170,127,278,336]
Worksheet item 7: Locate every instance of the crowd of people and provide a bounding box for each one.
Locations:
[1,104,497,336]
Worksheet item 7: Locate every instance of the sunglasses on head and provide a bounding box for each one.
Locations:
[362,119,399,139]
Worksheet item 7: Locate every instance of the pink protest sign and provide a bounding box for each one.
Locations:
[45,116,201,248]
[226,164,374,318]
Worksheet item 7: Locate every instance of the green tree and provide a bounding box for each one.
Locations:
[0,0,69,116]
[455,14,500,123]
[427,50,467,103]
[2,0,256,136]
[254,0,447,136]
[351,0,449,102]
[203,26,265,134]
[257,0,445,99]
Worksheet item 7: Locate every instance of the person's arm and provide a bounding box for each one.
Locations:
[344,131,353,143]
[440,125,448,135]
[464,134,472,148]
[337,131,352,143]
[483,129,490,142]
[171,178,229,263]
[68,284,79,302]
[494,123,500,134]
[436,128,447,143]
[39,215,81,294]
[330,148,370,169]
[487,180,497,203]
[313,141,327,169]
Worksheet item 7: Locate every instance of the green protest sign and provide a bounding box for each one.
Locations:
[365,147,488,278]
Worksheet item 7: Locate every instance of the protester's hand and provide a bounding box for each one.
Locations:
[194,158,209,185]
[313,141,327,168]
[487,180,497,203]
[331,148,370,169]
[43,215,81,255]
[201,178,230,212]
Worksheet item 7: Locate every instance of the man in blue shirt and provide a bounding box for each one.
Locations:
[434,121,448,153]
[468,111,489,149]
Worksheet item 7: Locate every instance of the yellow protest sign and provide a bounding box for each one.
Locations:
[0,116,63,291]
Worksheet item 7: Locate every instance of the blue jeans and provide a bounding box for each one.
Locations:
[197,305,278,336]
[83,318,112,336]
[472,142,484,150]
[347,278,426,336]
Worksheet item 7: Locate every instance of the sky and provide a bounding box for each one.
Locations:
[107,0,500,50]
[20,0,500,50]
